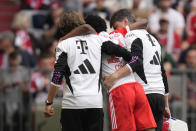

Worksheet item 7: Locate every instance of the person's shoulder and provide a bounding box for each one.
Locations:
[149,9,161,17]
[58,35,99,47]
[99,31,109,38]
[56,39,69,53]
[96,33,110,42]
[169,8,183,16]
[88,34,100,38]
[69,35,98,40]
[58,37,76,46]
[17,66,28,74]
[125,29,150,44]
[126,29,147,37]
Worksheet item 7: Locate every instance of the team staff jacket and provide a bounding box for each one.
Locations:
[51,34,139,109]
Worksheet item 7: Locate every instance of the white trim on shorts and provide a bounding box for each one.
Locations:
[109,94,118,129]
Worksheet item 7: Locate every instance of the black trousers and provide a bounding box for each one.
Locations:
[146,93,165,131]
[60,108,103,131]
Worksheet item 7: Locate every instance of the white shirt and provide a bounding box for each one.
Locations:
[52,34,109,109]
[125,29,166,95]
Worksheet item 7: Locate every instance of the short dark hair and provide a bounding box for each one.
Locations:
[58,11,85,35]
[85,15,107,33]
[9,51,19,60]
[110,9,136,28]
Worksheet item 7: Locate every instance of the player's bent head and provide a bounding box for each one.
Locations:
[85,15,107,33]
[58,11,85,35]
[110,8,136,28]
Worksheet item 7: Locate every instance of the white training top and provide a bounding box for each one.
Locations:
[52,34,109,109]
[125,29,165,95]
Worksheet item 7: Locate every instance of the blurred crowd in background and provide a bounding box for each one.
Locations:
[0,0,196,131]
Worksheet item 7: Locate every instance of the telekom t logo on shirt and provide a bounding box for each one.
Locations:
[76,40,88,54]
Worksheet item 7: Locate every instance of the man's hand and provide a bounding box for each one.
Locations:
[164,106,171,117]
[44,84,59,117]
[102,74,118,90]
[163,106,171,121]
[44,105,54,117]
[102,65,132,90]
[164,95,171,120]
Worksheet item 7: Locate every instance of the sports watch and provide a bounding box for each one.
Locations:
[45,100,53,106]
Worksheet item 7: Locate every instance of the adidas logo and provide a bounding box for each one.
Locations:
[74,59,96,74]
[150,51,161,65]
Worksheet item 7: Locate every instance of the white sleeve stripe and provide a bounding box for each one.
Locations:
[126,64,133,73]
[51,82,61,88]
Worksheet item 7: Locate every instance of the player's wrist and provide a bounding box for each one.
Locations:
[112,72,119,81]
[45,100,53,106]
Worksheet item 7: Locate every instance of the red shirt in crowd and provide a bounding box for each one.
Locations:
[186,12,196,44]
[157,32,181,53]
